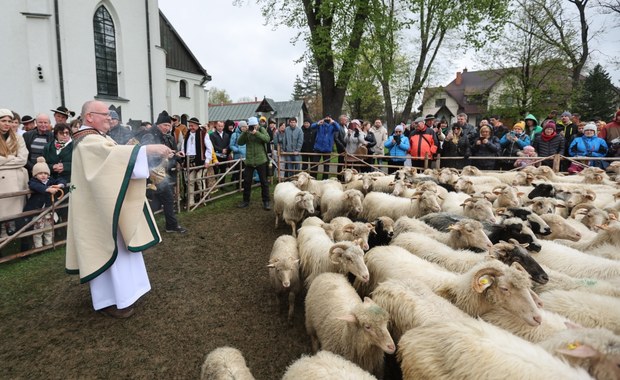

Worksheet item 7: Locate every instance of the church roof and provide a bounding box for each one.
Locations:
[159,11,211,82]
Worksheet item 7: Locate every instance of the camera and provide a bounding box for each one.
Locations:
[248,125,255,131]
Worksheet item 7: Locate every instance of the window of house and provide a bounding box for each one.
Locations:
[93,6,118,96]
[435,98,446,107]
[180,80,188,98]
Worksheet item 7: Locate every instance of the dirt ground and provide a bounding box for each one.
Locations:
[0,190,315,379]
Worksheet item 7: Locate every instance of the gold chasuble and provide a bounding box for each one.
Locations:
[66,129,161,283]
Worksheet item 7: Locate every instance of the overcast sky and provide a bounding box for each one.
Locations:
[158,1,620,104]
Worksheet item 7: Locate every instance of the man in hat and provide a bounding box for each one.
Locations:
[20,115,36,136]
[66,100,173,318]
[23,113,54,173]
[107,110,133,145]
[452,113,477,145]
[182,117,212,206]
[51,106,75,125]
[409,116,439,168]
[237,116,271,210]
[141,110,187,234]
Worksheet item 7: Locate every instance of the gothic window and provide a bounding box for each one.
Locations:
[180,80,188,98]
[93,6,118,96]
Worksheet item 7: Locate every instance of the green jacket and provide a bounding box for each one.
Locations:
[237,126,270,166]
[525,113,541,140]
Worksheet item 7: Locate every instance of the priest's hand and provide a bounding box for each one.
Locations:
[146,144,173,158]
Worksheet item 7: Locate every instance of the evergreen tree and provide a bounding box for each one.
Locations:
[575,64,618,120]
[291,75,305,100]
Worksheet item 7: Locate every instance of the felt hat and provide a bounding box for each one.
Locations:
[156,110,172,125]
[51,106,75,118]
[171,114,180,121]
[425,114,436,121]
[32,156,50,176]
[583,123,596,132]
[21,115,35,124]
[188,117,200,125]
[109,110,119,120]
[248,116,259,126]
[0,109,13,119]
[413,116,425,124]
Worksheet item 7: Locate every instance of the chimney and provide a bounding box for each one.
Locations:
[255,96,257,101]
[455,71,462,86]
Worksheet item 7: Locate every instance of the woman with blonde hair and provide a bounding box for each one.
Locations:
[0,108,28,237]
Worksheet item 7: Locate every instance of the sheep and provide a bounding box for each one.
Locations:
[539,290,620,334]
[293,172,343,211]
[492,184,524,208]
[533,265,620,298]
[200,346,255,380]
[300,216,337,240]
[538,326,620,380]
[461,165,482,176]
[570,203,616,231]
[371,278,471,343]
[305,273,395,377]
[297,226,369,287]
[340,168,359,184]
[273,182,315,237]
[537,213,582,241]
[397,318,593,380]
[454,177,476,194]
[368,174,398,193]
[461,197,497,222]
[267,235,301,324]
[366,216,394,249]
[360,191,441,221]
[528,182,557,199]
[391,233,549,285]
[357,246,543,326]
[555,220,620,255]
[512,170,537,186]
[527,196,566,216]
[497,207,552,236]
[329,216,374,251]
[320,188,364,222]
[535,240,620,280]
[437,167,460,185]
[282,351,378,380]
[392,217,493,252]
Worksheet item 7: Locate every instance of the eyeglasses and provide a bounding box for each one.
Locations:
[58,131,70,136]
[90,111,110,117]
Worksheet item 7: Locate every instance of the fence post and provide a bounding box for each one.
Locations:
[552,154,561,172]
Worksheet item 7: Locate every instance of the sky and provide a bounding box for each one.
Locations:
[158,1,620,104]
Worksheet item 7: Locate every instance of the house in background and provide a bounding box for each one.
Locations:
[1,0,210,126]
[208,97,308,127]
[419,68,506,126]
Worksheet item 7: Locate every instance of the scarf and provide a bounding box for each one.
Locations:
[541,130,557,142]
[55,140,66,150]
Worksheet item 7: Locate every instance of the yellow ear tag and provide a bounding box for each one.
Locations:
[479,278,489,285]
[567,342,580,350]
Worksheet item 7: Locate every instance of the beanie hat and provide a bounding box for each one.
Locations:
[523,145,536,154]
[248,116,259,126]
[0,109,13,119]
[259,116,267,122]
[32,156,50,176]
[109,110,119,120]
[561,111,572,118]
[512,121,525,130]
[156,110,172,125]
[350,119,361,127]
[544,121,556,130]
[394,125,404,132]
[238,120,248,128]
[583,123,596,132]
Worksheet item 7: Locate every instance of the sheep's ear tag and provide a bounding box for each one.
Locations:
[479,278,490,286]
[567,342,580,350]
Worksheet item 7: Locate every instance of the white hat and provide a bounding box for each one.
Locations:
[394,125,404,132]
[583,123,596,132]
[0,109,13,119]
[32,156,50,176]
[248,116,259,126]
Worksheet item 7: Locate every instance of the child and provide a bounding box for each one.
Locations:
[514,145,538,168]
[23,157,66,248]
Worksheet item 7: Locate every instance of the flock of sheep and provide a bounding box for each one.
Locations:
[201,162,620,380]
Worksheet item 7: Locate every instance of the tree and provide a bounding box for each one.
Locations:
[574,64,618,119]
[344,60,385,120]
[208,87,232,104]
[291,75,305,100]
[597,0,620,14]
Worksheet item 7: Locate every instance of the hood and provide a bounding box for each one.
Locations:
[524,113,539,125]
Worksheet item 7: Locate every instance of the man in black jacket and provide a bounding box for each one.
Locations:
[300,119,318,177]
[210,120,231,184]
[23,113,54,174]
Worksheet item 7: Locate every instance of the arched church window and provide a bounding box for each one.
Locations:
[93,6,118,96]
[180,80,188,98]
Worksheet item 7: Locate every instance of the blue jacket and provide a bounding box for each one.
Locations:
[311,120,341,153]
[283,126,303,153]
[569,135,608,157]
[384,133,410,161]
[229,127,246,159]
[499,132,531,156]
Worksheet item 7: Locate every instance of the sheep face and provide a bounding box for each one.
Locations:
[454,178,475,194]
[341,297,395,354]
[512,171,535,186]
[415,191,441,215]
[329,242,369,283]
[493,186,523,208]
[448,220,493,252]
[564,190,596,209]
[487,219,542,252]
[492,241,548,285]
[340,223,374,251]
[473,262,542,327]
[528,197,560,216]
[438,168,458,185]
[499,208,551,236]
[296,192,315,215]
[461,165,481,176]
[539,214,582,242]
[341,168,359,183]
[294,172,311,188]
[375,217,394,238]
[268,257,300,288]
[462,199,496,223]
[344,190,364,217]
[527,183,556,199]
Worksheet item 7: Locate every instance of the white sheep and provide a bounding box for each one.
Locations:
[492,184,524,208]
[397,318,593,380]
[537,213,583,241]
[481,305,573,343]
[200,346,255,380]
[371,278,470,343]
[297,225,368,287]
[267,235,301,324]
[538,326,620,380]
[539,290,620,334]
[360,191,441,221]
[535,240,620,280]
[300,216,337,240]
[392,217,493,251]
[533,265,620,298]
[555,220,620,259]
[281,350,377,380]
[305,273,395,378]
[329,216,374,251]
[273,182,315,237]
[356,246,543,327]
[320,188,364,222]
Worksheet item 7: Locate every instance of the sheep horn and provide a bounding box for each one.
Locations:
[569,203,597,219]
